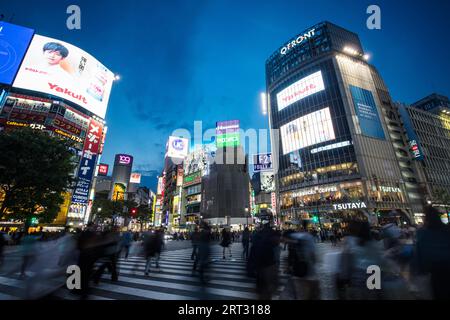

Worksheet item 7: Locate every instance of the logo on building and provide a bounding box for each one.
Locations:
[333,202,367,210]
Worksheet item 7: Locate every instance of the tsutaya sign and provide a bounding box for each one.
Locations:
[333,202,367,210]
[280,29,316,55]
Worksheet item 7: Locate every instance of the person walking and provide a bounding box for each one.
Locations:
[414,206,450,299]
[196,223,211,283]
[220,228,232,259]
[242,227,250,260]
[143,228,164,275]
[121,230,133,259]
[251,220,281,300]
[191,227,200,260]
[93,228,121,285]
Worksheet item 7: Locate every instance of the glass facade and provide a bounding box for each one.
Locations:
[266,22,410,222]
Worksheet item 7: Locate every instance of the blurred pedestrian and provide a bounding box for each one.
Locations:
[414,206,450,299]
[251,221,280,299]
[76,223,99,299]
[20,232,39,278]
[242,227,250,260]
[191,227,200,261]
[143,228,164,275]
[220,228,232,259]
[121,230,133,259]
[280,230,320,299]
[93,228,121,285]
[194,222,211,283]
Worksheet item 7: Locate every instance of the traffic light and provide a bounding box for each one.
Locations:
[30,216,39,226]
[130,208,137,217]
[312,215,319,223]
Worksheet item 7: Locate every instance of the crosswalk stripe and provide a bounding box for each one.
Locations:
[100,275,257,300]
[108,267,257,289]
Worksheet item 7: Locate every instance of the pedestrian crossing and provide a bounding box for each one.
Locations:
[0,243,289,300]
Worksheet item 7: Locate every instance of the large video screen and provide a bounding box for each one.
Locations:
[0,22,34,85]
[13,34,114,119]
[280,107,336,155]
[276,70,325,111]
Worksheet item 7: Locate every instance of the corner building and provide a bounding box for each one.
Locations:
[266,22,411,226]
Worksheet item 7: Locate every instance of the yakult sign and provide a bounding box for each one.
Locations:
[280,29,315,55]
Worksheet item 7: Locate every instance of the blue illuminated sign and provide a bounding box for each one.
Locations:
[349,85,385,140]
[0,22,34,85]
[398,104,424,160]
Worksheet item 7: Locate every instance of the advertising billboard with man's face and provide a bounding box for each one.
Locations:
[13,34,114,119]
[0,22,34,85]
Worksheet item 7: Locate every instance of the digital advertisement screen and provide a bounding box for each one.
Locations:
[260,171,275,192]
[0,22,34,85]
[167,136,189,159]
[216,120,240,147]
[98,163,109,176]
[349,85,385,140]
[253,153,273,172]
[130,172,142,183]
[276,71,325,111]
[13,34,114,119]
[280,107,336,155]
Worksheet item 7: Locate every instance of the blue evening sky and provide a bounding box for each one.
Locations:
[2,0,449,191]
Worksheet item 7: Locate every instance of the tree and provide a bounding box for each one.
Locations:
[135,204,152,231]
[92,198,139,227]
[0,128,76,225]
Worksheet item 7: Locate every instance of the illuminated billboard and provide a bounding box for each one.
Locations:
[115,154,133,166]
[276,71,325,111]
[183,145,215,177]
[280,107,336,155]
[167,136,189,159]
[260,171,275,192]
[216,120,240,147]
[253,153,273,172]
[98,163,109,176]
[349,85,385,140]
[130,172,142,184]
[0,22,34,85]
[13,34,114,119]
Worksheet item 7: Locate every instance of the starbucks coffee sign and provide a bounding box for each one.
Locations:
[333,202,367,210]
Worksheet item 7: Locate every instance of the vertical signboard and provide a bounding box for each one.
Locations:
[69,118,103,218]
[253,153,273,172]
[349,85,385,140]
[398,103,424,160]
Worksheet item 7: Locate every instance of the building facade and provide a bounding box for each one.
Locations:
[399,94,450,207]
[265,22,412,227]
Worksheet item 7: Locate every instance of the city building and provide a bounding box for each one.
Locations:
[397,94,450,217]
[201,145,251,229]
[265,21,412,227]
[0,22,114,228]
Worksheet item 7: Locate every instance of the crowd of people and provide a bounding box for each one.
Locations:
[0,205,449,300]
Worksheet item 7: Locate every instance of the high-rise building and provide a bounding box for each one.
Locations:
[398,94,450,211]
[265,21,412,226]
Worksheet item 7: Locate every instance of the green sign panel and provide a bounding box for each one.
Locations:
[216,132,240,147]
[183,171,201,187]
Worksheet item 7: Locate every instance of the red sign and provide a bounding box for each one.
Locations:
[98,164,109,176]
[83,119,103,154]
[9,111,46,123]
